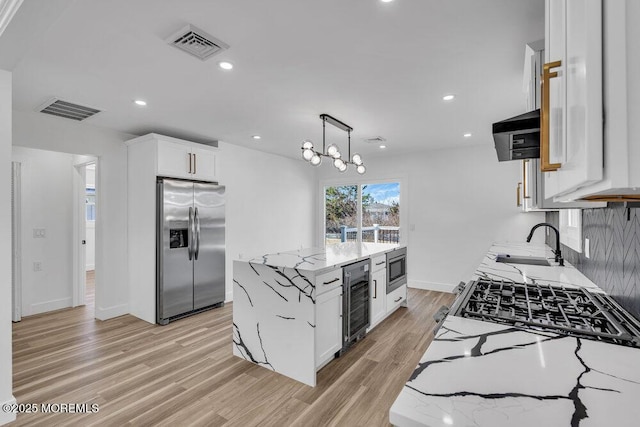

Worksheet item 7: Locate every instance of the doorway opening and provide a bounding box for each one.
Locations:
[10,147,100,320]
[73,159,98,313]
[80,162,96,309]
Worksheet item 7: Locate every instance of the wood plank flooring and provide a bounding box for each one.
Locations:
[10,285,454,426]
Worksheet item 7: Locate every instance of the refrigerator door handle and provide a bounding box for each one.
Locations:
[194,207,201,260]
[188,206,194,261]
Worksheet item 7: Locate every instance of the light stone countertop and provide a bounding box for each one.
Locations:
[390,241,640,427]
[242,242,404,272]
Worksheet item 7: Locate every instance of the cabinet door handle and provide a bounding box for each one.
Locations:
[375,261,385,266]
[517,182,522,207]
[193,153,197,175]
[373,279,377,299]
[522,160,530,199]
[394,296,402,303]
[188,153,192,174]
[541,60,563,172]
[323,277,339,286]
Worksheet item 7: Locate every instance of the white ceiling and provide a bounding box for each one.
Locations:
[1,0,544,160]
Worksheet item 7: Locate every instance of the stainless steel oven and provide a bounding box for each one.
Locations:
[386,247,407,294]
[338,259,370,356]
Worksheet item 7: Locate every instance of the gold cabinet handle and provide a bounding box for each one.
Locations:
[517,182,522,207]
[541,60,562,172]
[188,153,192,174]
[522,159,530,199]
[193,153,197,175]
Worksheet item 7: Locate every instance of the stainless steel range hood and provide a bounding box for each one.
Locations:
[492,109,540,162]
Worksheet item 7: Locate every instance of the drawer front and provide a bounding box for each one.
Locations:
[386,284,407,314]
[371,254,387,272]
[316,268,343,295]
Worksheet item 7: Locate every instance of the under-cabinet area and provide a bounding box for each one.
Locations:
[232,243,406,387]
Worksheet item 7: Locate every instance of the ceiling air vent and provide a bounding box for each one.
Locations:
[167,24,229,61]
[364,136,387,144]
[38,98,101,121]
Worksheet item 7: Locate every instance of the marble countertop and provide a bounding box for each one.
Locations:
[473,242,603,293]
[390,241,640,427]
[241,242,403,272]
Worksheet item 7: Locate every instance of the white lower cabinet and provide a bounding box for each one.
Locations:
[370,267,387,328]
[386,284,407,315]
[315,286,342,369]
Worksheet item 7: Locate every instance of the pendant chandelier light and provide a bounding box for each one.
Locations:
[301,114,366,174]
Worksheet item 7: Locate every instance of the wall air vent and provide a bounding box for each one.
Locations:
[38,98,101,121]
[167,24,229,61]
[364,136,387,144]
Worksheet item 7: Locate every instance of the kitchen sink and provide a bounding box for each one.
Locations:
[495,254,551,266]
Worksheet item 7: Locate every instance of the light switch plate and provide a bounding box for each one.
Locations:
[584,238,590,258]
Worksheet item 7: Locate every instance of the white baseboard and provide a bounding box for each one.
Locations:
[85,264,95,271]
[408,279,456,293]
[0,396,17,425]
[225,290,233,303]
[95,303,129,321]
[30,297,72,316]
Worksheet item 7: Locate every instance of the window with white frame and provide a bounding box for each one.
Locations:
[324,182,400,247]
[86,187,96,221]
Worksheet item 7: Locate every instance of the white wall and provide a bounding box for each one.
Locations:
[317,144,545,291]
[11,147,75,315]
[0,69,16,425]
[217,142,316,301]
[13,110,132,320]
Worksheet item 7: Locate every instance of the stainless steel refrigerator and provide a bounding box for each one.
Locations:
[156,178,225,325]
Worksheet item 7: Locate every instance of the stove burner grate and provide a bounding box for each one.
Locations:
[451,280,640,348]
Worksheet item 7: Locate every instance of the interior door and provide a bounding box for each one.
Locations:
[193,183,225,309]
[158,179,194,321]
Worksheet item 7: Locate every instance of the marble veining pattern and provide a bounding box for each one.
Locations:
[391,315,640,427]
[245,242,401,272]
[474,243,603,293]
[390,242,640,427]
[232,261,317,386]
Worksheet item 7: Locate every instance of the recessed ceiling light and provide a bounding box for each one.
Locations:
[219,61,233,70]
[379,144,387,149]
[464,133,472,138]
[381,0,394,3]
[134,100,147,106]
[442,94,455,101]
[252,135,261,140]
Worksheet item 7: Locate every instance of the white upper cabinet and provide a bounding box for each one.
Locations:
[129,133,218,182]
[546,0,640,202]
[189,145,217,182]
[156,139,192,179]
[156,137,217,182]
[520,41,605,211]
[543,0,603,198]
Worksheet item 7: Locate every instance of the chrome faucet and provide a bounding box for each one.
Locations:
[526,223,564,266]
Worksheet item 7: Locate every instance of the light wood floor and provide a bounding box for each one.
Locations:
[11,284,454,426]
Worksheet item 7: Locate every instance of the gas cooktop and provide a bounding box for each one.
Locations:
[451,280,640,348]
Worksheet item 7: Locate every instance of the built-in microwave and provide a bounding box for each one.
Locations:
[386,247,407,294]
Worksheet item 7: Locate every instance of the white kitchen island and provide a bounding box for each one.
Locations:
[232,243,405,386]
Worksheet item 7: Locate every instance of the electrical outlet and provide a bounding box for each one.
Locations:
[33,261,42,272]
[33,228,46,238]
[584,238,590,259]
